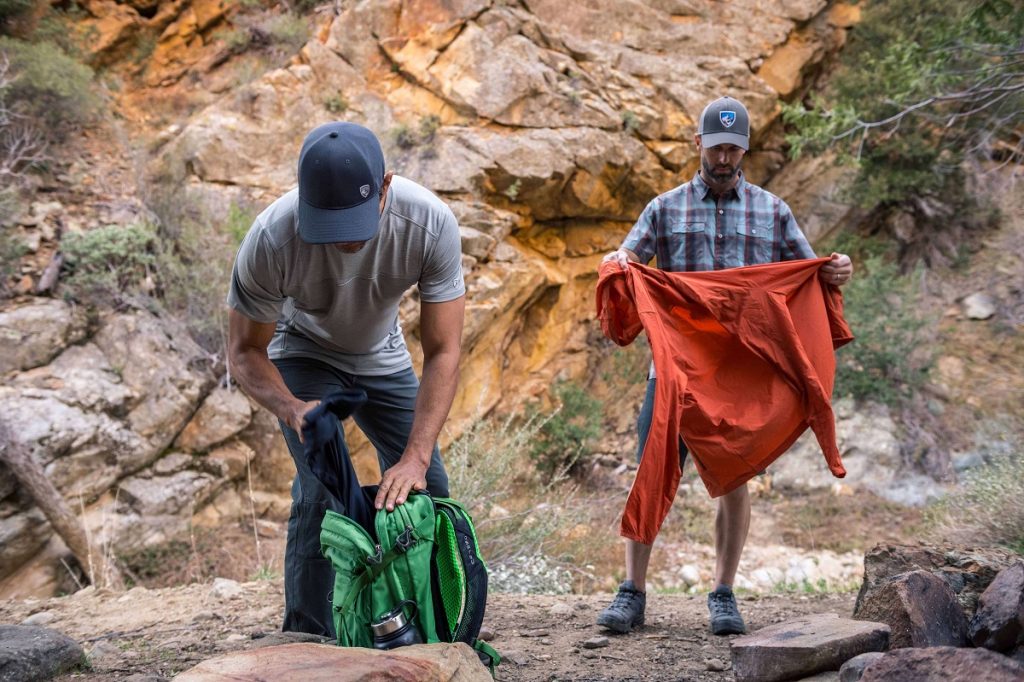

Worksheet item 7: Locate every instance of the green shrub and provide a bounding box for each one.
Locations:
[0,0,34,24]
[61,223,157,306]
[0,37,99,134]
[323,91,348,114]
[262,13,307,51]
[529,381,602,476]
[392,115,442,149]
[621,110,640,134]
[929,451,1024,554]
[151,193,256,355]
[782,0,1019,267]
[831,238,933,405]
[0,215,28,297]
[444,412,596,592]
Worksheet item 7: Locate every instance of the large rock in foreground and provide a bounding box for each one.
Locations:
[859,646,1024,682]
[855,544,1018,617]
[969,560,1024,652]
[730,612,889,682]
[174,642,492,681]
[854,570,968,648]
[0,624,85,681]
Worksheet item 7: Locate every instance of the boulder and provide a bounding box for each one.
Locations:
[174,641,492,681]
[0,624,86,681]
[859,646,1024,682]
[969,560,1024,652]
[0,509,51,582]
[838,651,884,682]
[119,468,220,517]
[854,570,968,648]
[91,310,216,456]
[962,292,996,320]
[0,298,87,375]
[764,152,861,245]
[730,612,889,682]
[855,544,1018,618]
[175,386,253,453]
[768,399,920,503]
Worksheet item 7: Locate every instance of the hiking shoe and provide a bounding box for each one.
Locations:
[708,585,746,635]
[596,580,646,633]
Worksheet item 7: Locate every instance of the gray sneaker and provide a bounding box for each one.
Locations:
[707,585,746,635]
[596,580,646,633]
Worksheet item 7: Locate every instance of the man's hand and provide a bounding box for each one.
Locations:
[819,252,853,286]
[602,248,640,269]
[286,399,321,442]
[375,457,428,511]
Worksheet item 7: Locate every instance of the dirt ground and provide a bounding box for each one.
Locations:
[0,579,856,681]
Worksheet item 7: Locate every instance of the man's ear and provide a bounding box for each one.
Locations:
[379,171,394,209]
[693,134,702,152]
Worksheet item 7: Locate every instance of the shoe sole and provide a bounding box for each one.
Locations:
[710,618,746,636]
[596,616,645,634]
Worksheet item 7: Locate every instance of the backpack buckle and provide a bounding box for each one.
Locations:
[395,525,416,552]
[366,544,383,565]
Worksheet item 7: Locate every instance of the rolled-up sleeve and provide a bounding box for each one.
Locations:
[622,199,659,265]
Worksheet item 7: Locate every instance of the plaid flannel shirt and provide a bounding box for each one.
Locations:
[622,172,815,271]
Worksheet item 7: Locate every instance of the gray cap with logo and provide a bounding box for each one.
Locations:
[697,96,750,150]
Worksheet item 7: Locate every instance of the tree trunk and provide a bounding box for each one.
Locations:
[0,420,124,590]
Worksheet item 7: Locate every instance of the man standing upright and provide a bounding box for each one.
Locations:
[227,121,466,637]
[596,96,853,636]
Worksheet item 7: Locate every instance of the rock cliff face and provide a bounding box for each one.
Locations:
[0,0,866,596]
[159,0,857,453]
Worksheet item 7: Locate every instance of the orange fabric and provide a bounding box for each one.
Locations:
[596,258,854,544]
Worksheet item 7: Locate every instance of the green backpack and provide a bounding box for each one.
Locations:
[320,492,500,669]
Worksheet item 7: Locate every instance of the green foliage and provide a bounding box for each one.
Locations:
[418,114,440,141]
[0,37,99,135]
[929,451,1024,554]
[0,215,28,297]
[529,381,603,476]
[832,237,934,404]
[251,564,280,581]
[621,109,640,134]
[151,192,256,354]
[392,115,442,149]
[444,412,595,592]
[0,0,33,24]
[290,0,323,14]
[222,27,252,53]
[323,91,348,113]
[262,13,308,51]
[503,178,521,200]
[783,0,1021,262]
[61,223,157,306]
[599,336,649,386]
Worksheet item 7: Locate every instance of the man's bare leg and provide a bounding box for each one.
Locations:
[708,482,750,635]
[714,482,751,588]
[625,538,654,591]
[597,539,652,633]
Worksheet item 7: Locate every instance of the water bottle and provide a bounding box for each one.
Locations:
[370,600,423,650]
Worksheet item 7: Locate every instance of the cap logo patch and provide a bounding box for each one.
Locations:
[359,184,371,198]
[720,111,737,128]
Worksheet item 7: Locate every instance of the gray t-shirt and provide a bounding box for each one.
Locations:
[227,175,465,376]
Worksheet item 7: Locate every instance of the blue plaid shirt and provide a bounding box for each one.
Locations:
[622,172,815,271]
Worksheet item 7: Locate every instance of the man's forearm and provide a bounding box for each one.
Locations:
[231,349,305,428]
[402,348,460,463]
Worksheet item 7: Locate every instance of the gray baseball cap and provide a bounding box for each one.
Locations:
[697,96,750,150]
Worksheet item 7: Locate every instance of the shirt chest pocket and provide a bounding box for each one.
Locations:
[736,219,775,264]
[669,221,707,235]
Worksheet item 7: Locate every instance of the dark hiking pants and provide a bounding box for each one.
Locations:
[273,357,450,638]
